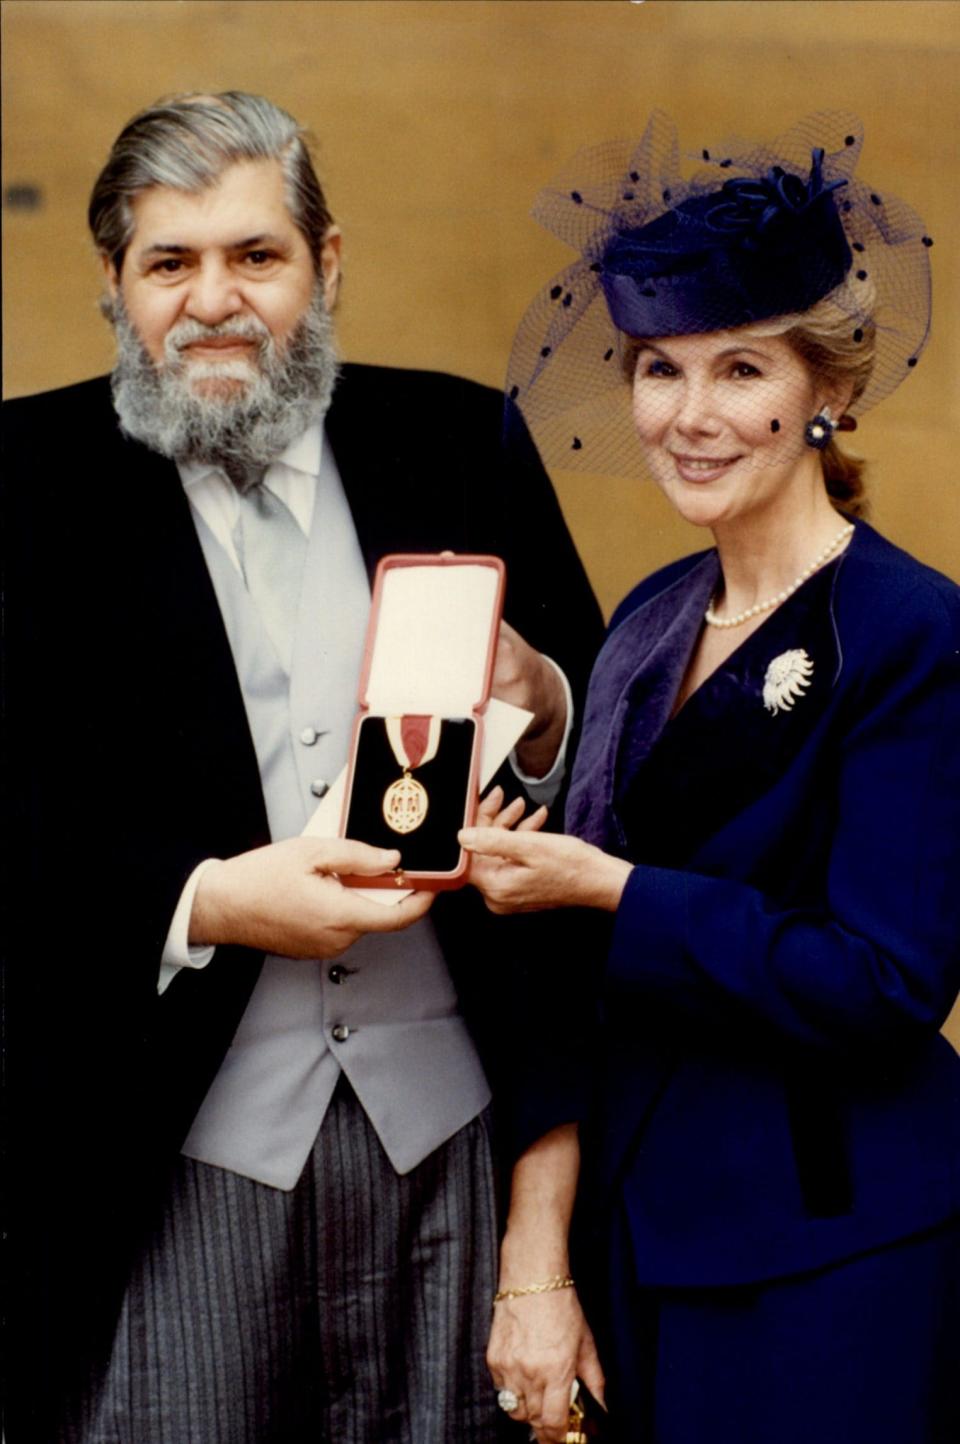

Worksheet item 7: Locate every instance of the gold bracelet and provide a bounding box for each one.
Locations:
[492,1274,575,1304]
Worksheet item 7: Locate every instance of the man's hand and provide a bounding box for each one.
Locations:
[492,621,567,779]
[189,837,433,959]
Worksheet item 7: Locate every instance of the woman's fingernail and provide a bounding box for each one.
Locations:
[459,829,476,847]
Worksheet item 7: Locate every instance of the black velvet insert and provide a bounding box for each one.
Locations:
[344,716,477,873]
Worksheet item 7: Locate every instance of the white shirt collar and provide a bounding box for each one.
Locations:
[178,420,323,491]
[177,420,324,565]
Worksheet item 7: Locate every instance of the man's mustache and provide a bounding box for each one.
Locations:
[165,315,273,357]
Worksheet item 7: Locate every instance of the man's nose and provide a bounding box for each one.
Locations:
[184,257,244,326]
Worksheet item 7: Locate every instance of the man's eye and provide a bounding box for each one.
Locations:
[244,250,275,266]
[152,258,185,275]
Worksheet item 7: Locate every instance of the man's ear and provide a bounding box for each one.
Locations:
[98,253,122,322]
[100,252,121,299]
[319,227,342,310]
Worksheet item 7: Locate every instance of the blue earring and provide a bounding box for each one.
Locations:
[804,406,837,450]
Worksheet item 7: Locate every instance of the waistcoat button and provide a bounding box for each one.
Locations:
[331,1023,350,1043]
[310,778,330,798]
[328,965,346,984]
[300,726,319,746]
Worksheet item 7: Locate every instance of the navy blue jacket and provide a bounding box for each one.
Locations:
[566,521,960,1286]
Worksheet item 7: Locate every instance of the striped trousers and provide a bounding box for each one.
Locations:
[68,1079,500,1443]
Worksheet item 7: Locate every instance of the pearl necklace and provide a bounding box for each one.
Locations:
[704,523,855,629]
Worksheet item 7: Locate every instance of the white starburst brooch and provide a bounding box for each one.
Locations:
[762,648,814,715]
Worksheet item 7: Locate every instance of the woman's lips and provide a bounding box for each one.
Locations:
[671,452,742,483]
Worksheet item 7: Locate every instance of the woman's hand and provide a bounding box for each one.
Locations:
[488,1124,605,1442]
[488,1288,605,1443]
[472,783,551,836]
[461,787,632,913]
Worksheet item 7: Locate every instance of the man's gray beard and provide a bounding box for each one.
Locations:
[110,288,341,478]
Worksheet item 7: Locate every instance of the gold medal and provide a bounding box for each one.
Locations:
[381,716,441,835]
[382,773,429,833]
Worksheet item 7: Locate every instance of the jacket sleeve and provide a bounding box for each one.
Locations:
[495,396,605,713]
[606,586,960,1053]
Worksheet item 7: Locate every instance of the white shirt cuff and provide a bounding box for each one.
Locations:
[509,657,574,809]
[158,858,220,995]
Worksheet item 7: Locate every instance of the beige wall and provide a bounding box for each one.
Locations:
[3,0,959,1044]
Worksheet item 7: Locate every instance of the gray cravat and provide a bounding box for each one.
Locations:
[231,478,308,673]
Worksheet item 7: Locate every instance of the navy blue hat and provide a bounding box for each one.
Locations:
[600,149,852,337]
[506,111,933,477]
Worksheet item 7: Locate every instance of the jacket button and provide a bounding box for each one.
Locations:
[331,1024,350,1043]
[300,726,319,746]
[328,965,346,984]
[310,778,329,798]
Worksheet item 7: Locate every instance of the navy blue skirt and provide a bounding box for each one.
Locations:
[600,1212,960,1444]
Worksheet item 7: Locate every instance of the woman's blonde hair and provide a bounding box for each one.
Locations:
[745,283,877,517]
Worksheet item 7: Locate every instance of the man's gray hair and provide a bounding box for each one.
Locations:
[88,91,334,275]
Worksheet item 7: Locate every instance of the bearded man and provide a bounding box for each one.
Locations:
[3,92,603,1443]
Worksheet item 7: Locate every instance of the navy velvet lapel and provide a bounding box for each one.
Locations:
[565,551,719,853]
[566,540,851,861]
[620,556,845,867]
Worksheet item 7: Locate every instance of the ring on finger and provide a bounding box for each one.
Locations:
[497,1387,522,1413]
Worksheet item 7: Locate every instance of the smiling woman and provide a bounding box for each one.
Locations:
[628,331,828,531]
[464,111,960,1444]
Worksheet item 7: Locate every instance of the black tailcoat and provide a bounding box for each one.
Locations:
[2,365,604,1438]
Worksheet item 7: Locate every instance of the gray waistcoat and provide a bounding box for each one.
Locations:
[180,447,490,1189]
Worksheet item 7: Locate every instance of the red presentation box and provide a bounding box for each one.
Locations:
[339,552,506,889]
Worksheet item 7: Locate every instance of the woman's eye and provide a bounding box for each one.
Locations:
[647,359,677,377]
[731,361,761,378]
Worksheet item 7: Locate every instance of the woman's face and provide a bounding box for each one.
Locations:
[630,329,827,530]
